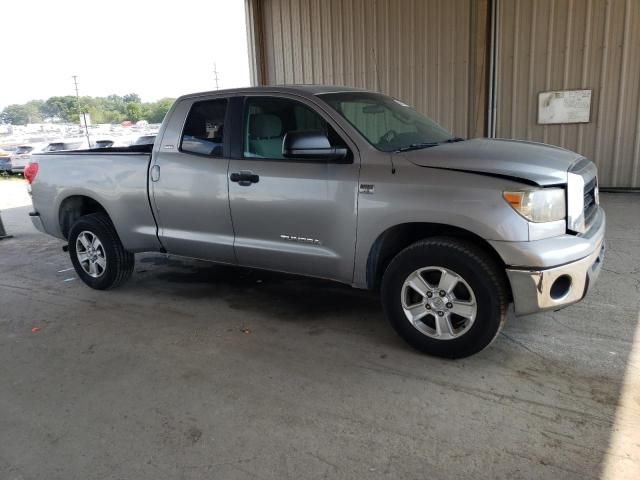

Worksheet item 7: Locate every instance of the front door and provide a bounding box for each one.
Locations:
[227,95,360,284]
[150,96,235,263]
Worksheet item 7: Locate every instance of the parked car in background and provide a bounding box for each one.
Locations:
[0,148,11,174]
[27,85,605,359]
[133,135,156,146]
[42,139,90,153]
[94,139,115,148]
[10,145,36,173]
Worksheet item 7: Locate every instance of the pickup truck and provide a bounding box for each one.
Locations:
[27,85,605,358]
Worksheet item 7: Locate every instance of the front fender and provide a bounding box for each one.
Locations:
[352,162,532,288]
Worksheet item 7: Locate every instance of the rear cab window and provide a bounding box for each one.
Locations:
[181,99,227,157]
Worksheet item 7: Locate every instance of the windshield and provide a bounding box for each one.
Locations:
[15,146,33,154]
[319,92,456,152]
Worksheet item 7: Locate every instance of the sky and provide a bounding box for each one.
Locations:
[0,0,251,109]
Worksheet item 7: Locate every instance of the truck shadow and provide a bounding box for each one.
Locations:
[135,254,383,324]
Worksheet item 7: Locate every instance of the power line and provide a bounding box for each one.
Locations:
[72,75,92,147]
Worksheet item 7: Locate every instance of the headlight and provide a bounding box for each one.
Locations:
[503,188,566,223]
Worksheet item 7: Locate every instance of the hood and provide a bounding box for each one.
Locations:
[399,138,583,186]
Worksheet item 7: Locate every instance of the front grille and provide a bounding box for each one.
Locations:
[583,176,598,227]
[568,158,598,234]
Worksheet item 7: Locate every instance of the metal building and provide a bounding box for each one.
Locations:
[245,0,640,189]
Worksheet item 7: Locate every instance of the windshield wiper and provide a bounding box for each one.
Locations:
[396,137,465,152]
[396,142,440,152]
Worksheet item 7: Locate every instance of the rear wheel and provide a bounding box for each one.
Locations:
[68,213,134,290]
[381,237,509,358]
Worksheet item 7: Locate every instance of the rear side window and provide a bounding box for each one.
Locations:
[181,99,227,157]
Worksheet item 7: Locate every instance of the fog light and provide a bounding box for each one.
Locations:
[550,275,572,300]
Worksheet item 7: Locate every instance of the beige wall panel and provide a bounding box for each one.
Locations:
[247,0,639,187]
[496,0,640,188]
[250,0,478,138]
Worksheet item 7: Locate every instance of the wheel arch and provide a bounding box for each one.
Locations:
[58,195,110,240]
[366,222,510,294]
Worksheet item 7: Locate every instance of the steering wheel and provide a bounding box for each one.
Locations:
[380,129,398,145]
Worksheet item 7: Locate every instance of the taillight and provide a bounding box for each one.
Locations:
[24,162,39,184]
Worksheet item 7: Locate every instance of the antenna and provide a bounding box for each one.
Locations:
[213,63,220,90]
[72,75,91,147]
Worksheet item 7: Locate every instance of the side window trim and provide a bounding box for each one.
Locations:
[238,95,353,164]
[228,96,245,160]
[178,96,229,158]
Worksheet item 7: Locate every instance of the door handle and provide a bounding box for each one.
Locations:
[150,165,160,182]
[230,171,259,186]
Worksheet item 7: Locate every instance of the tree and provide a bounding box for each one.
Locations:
[1,94,175,125]
[1,103,43,124]
[1,105,28,124]
[123,93,141,104]
[25,100,44,122]
[125,102,143,122]
[41,96,78,122]
[145,98,174,123]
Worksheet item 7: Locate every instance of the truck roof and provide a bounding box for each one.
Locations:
[176,84,371,102]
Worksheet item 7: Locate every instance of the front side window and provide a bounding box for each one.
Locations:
[243,97,342,160]
[319,92,455,152]
[181,99,227,157]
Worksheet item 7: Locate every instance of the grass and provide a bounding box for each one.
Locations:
[0,173,24,181]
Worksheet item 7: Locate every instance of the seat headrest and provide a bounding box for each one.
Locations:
[249,113,282,138]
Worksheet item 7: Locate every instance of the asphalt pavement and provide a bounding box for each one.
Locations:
[1,181,638,480]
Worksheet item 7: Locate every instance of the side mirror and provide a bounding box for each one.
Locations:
[282,130,348,161]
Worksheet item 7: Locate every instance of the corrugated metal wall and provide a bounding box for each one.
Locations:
[494,0,640,188]
[247,0,485,138]
[247,0,640,188]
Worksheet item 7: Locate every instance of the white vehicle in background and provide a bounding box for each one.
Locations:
[94,139,115,148]
[0,147,13,174]
[41,138,91,153]
[132,135,156,146]
[10,145,40,173]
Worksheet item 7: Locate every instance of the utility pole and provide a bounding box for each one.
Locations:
[213,63,220,90]
[72,75,92,147]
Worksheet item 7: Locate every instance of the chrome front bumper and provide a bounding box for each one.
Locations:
[505,207,606,316]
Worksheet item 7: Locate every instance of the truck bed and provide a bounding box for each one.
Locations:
[30,148,161,252]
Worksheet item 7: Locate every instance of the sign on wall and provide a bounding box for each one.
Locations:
[538,89,592,124]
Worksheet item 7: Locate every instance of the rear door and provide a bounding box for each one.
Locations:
[150,96,235,263]
[227,94,360,283]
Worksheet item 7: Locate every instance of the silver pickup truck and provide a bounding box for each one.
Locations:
[27,85,605,358]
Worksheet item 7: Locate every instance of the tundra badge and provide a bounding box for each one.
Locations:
[280,234,322,245]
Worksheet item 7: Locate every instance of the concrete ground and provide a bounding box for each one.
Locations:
[0,179,639,480]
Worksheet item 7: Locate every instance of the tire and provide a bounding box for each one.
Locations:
[68,213,135,290]
[381,237,509,359]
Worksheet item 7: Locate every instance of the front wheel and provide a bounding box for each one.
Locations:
[381,237,509,358]
[68,213,135,290]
